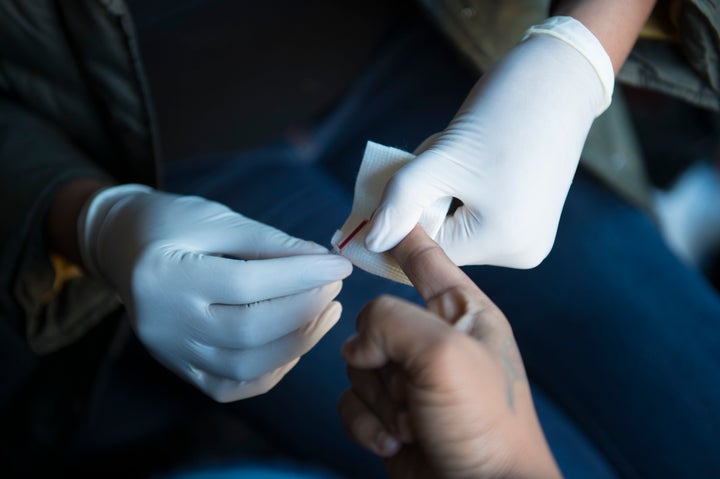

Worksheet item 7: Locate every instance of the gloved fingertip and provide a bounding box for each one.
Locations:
[365,200,425,253]
[317,254,354,279]
[364,214,393,252]
[365,225,404,253]
[364,231,386,253]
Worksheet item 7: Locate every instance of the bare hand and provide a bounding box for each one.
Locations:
[338,226,561,478]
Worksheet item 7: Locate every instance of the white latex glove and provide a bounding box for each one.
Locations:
[78,184,352,402]
[365,16,614,268]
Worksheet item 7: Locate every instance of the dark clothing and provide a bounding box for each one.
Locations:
[128,0,405,159]
[1,0,718,369]
[1,1,720,478]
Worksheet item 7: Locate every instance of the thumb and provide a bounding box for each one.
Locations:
[365,161,451,253]
[391,225,478,303]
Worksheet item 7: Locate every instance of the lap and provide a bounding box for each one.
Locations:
[161,17,720,479]
[164,156,622,479]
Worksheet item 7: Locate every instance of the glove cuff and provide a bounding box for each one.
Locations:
[77,183,153,279]
[522,16,615,114]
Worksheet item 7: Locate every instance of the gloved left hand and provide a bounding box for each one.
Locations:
[364,16,614,268]
[78,184,352,402]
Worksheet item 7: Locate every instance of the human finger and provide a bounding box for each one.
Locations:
[188,358,300,403]
[390,225,505,327]
[390,225,477,304]
[193,301,341,382]
[205,281,342,348]
[338,388,402,458]
[346,367,411,443]
[186,253,351,304]
[344,295,454,374]
[219,219,331,259]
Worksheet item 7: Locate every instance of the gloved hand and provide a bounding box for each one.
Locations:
[78,184,352,402]
[365,16,614,268]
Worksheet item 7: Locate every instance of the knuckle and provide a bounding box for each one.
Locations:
[365,295,397,318]
[424,332,462,375]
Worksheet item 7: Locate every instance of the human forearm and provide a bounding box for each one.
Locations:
[554,0,657,74]
[44,178,112,267]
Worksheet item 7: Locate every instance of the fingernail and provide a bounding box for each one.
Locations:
[374,431,400,457]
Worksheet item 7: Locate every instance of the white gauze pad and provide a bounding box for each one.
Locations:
[331,141,451,285]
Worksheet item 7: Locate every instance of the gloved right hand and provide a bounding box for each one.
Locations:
[78,184,352,402]
[364,16,614,269]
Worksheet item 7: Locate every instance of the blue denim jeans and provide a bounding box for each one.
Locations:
[160,21,720,479]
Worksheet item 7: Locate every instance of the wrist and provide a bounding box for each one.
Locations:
[45,178,113,267]
[553,0,656,74]
[76,183,153,278]
[503,426,563,479]
[522,16,614,114]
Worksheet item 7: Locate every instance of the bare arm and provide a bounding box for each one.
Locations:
[555,0,657,74]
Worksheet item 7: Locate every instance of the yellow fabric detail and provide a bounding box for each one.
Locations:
[42,254,84,304]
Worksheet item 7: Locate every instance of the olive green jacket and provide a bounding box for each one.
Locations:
[419,0,720,209]
[0,1,158,355]
[1,0,718,356]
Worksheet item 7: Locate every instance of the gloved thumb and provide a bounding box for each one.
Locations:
[365,163,451,253]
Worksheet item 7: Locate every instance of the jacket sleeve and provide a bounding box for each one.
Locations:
[418,0,720,110]
[0,94,121,354]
